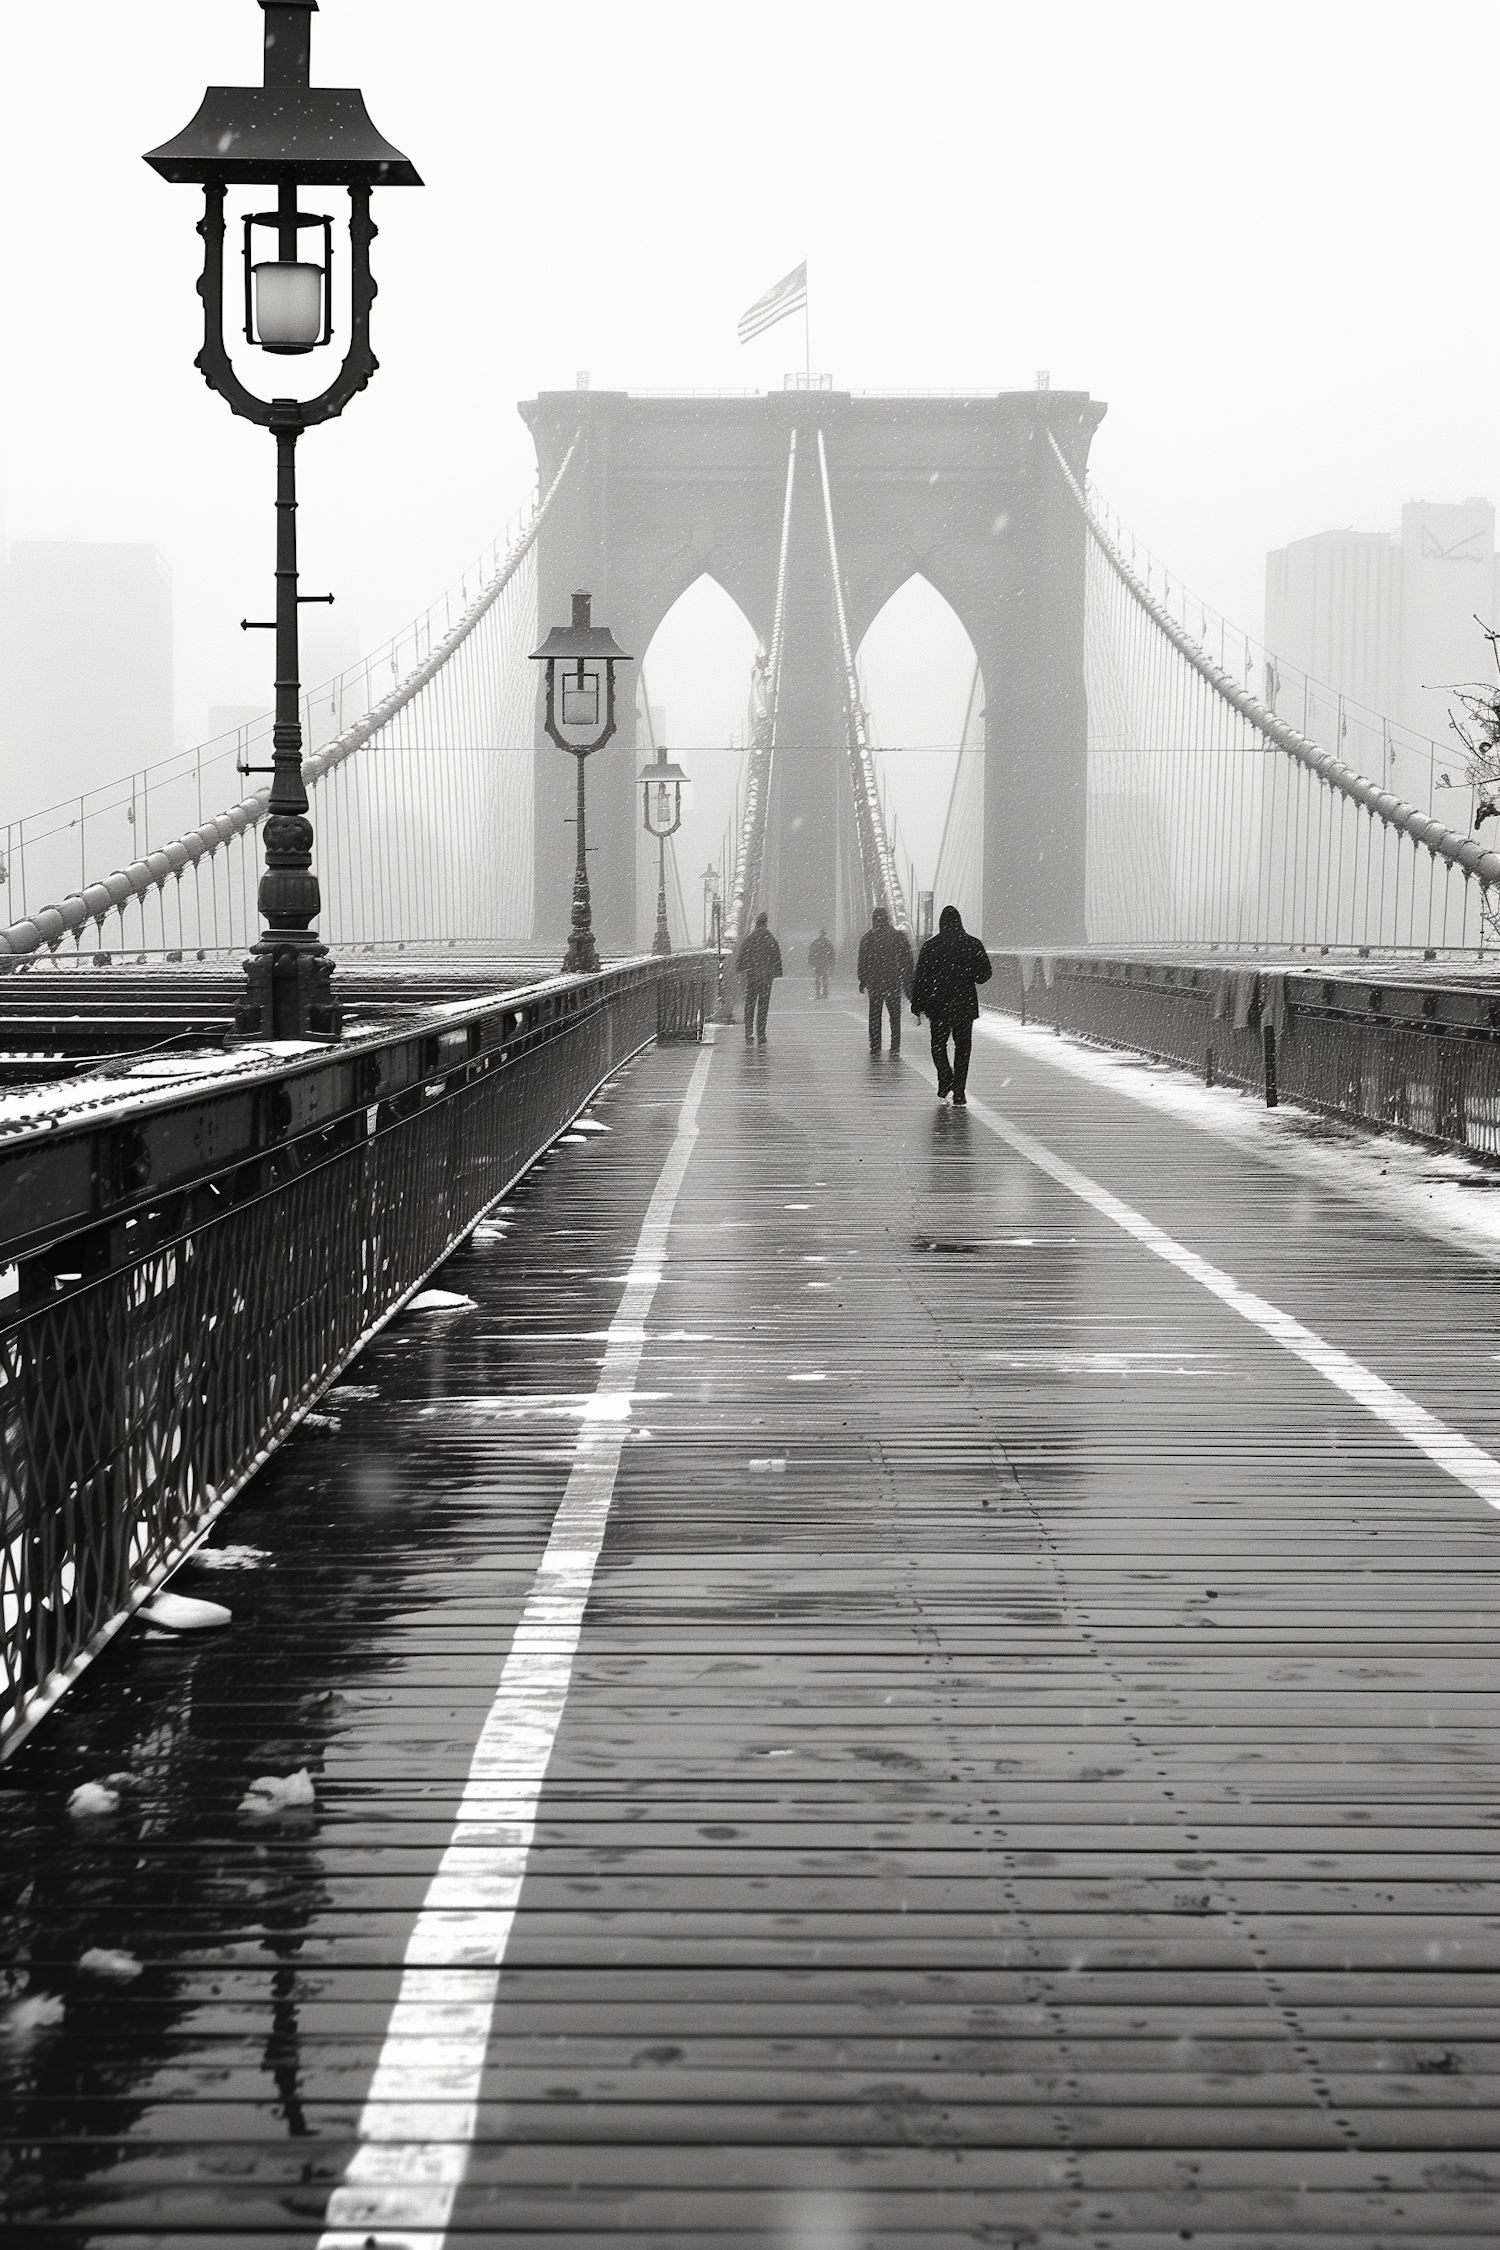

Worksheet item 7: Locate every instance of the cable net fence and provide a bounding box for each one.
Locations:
[724,424,911,949]
[0,445,579,971]
[928,661,985,933]
[1058,435,1500,955]
[725,432,795,951]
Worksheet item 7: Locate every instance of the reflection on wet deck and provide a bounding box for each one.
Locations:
[4,993,1500,2245]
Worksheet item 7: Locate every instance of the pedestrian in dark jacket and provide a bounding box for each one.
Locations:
[808,927,836,1000]
[735,912,783,1043]
[910,904,992,1104]
[856,905,915,1054]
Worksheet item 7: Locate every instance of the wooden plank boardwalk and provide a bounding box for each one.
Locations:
[3,987,1500,2245]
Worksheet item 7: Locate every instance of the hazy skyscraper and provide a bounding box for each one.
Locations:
[1266,502,1500,762]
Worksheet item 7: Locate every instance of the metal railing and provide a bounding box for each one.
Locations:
[0,953,714,1753]
[990,950,1500,1158]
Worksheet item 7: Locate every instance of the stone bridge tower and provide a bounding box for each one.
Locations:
[520,387,1106,954]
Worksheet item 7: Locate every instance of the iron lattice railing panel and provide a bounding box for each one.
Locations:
[991,952,1500,1161]
[0,959,711,1749]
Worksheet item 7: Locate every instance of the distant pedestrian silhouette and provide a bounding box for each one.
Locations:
[735,911,783,1043]
[911,904,992,1104]
[808,927,836,1000]
[856,905,914,1053]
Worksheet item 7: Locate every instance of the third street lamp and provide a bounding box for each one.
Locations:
[531,592,631,974]
[638,746,691,956]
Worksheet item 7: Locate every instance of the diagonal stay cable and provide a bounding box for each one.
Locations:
[1046,428,1500,903]
[815,427,909,930]
[727,427,797,947]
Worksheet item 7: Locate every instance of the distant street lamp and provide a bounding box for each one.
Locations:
[638,747,692,956]
[531,592,631,974]
[699,861,721,947]
[145,0,420,1038]
[701,858,734,1019]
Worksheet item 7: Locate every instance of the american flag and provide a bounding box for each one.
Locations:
[737,262,807,344]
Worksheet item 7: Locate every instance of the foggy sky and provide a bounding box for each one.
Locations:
[2,0,1496,819]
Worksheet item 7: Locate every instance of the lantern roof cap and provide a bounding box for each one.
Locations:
[637,747,690,785]
[145,87,421,187]
[530,591,631,665]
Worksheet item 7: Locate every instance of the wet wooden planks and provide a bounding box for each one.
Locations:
[3,992,1500,2243]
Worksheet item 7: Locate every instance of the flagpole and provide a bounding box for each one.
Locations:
[804,279,811,385]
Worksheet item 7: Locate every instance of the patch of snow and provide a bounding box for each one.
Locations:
[140,1589,231,1633]
[239,1769,316,1819]
[749,1458,788,1474]
[68,1780,122,1818]
[406,1288,476,1312]
[5,1993,64,2037]
[123,1054,245,1081]
[188,1543,267,1571]
[78,1947,142,1982]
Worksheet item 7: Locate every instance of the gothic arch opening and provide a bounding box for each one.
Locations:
[856,574,984,934]
[635,574,761,950]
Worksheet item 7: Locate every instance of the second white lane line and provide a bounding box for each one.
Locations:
[320,1042,714,2250]
[881,1002,1500,1514]
[960,1085,1500,1512]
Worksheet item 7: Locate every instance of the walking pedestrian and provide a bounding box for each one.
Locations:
[910,903,992,1104]
[856,904,915,1053]
[808,926,835,1000]
[735,911,783,1044]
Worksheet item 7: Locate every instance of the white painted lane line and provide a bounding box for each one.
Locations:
[957,1085,1500,1515]
[318,1044,713,2250]
[975,1006,1500,1270]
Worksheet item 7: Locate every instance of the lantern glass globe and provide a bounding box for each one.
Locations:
[559,666,604,735]
[253,260,323,351]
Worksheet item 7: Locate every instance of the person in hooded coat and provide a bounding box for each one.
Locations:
[856,904,915,1053]
[910,903,993,1104]
[808,927,836,1000]
[734,911,783,1043]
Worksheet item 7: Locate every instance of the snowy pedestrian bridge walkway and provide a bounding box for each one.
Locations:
[5,992,1500,2245]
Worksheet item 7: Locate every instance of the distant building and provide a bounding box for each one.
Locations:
[1266,502,1500,769]
[0,542,173,818]
[1264,527,1402,724]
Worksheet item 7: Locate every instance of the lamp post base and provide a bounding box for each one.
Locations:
[235,934,340,1040]
[562,930,601,975]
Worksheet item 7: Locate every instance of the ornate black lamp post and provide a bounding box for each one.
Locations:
[638,747,691,956]
[144,0,420,1038]
[531,592,631,974]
